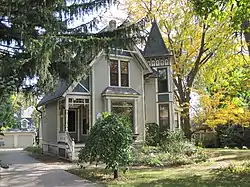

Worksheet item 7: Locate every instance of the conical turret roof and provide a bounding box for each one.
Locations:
[143,21,170,57]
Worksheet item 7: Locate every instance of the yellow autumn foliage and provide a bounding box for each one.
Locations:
[194,92,250,128]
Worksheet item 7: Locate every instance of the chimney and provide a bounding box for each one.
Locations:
[108,20,117,31]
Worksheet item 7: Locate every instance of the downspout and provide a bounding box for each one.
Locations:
[35,106,42,150]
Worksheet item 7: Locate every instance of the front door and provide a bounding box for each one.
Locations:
[68,110,77,141]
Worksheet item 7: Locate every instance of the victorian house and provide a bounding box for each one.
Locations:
[37,21,182,160]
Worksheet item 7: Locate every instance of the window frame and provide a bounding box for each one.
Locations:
[158,103,170,130]
[109,59,130,87]
[157,68,169,93]
[111,100,135,133]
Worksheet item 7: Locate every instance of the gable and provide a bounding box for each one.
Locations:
[72,83,89,93]
[90,46,152,74]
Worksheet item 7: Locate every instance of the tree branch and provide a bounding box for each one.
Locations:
[186,23,208,88]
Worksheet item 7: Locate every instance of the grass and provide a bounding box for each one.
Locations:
[68,149,250,187]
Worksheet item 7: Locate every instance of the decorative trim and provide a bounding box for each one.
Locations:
[109,54,133,60]
[132,46,153,73]
[89,50,104,67]
[77,108,80,142]
[78,82,90,92]
[57,100,60,142]
[141,65,146,141]
[91,67,96,125]
[103,94,139,98]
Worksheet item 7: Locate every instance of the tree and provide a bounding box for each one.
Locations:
[192,0,250,54]
[0,96,17,131]
[193,55,250,128]
[0,0,145,97]
[78,112,133,179]
[125,0,238,138]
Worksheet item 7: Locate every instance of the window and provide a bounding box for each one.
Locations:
[158,68,168,93]
[111,101,134,132]
[110,59,129,87]
[159,104,170,130]
[110,60,119,86]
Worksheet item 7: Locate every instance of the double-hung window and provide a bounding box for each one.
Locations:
[110,59,129,87]
[157,68,168,93]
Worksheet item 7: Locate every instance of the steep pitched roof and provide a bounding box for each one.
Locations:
[143,21,170,57]
[37,80,70,106]
[37,79,90,107]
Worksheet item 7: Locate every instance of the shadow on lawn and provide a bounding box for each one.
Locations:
[133,169,250,187]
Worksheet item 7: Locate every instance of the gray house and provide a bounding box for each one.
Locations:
[38,21,182,160]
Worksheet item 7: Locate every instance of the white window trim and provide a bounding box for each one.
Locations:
[156,67,170,93]
[108,58,130,88]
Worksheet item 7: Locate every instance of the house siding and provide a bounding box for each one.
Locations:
[144,78,157,124]
[92,54,145,141]
[42,102,57,144]
[129,58,145,141]
[92,55,109,120]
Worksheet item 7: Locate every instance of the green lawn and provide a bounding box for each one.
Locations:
[68,149,250,187]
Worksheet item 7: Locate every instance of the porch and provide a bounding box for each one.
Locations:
[56,95,91,160]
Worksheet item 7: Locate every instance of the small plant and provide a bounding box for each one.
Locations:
[78,112,133,179]
[223,162,250,174]
[24,146,42,154]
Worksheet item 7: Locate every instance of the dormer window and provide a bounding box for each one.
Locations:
[110,59,129,87]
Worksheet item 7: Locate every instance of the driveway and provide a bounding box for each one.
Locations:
[0,149,99,187]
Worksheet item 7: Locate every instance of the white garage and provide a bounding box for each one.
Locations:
[0,131,36,148]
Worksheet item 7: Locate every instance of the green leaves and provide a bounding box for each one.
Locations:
[78,112,133,174]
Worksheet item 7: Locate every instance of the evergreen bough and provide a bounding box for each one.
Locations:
[0,0,146,97]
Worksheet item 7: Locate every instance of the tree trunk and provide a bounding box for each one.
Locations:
[242,20,250,55]
[114,169,118,179]
[181,107,192,140]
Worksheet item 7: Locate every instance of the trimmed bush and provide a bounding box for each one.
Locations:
[78,112,133,179]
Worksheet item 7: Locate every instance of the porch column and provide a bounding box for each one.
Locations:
[77,108,80,142]
[65,97,69,132]
[107,98,111,112]
[134,99,138,134]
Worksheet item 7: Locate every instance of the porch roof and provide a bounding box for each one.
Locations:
[37,80,70,107]
[101,87,140,96]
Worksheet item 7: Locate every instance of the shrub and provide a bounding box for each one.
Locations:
[216,125,244,148]
[223,162,250,174]
[160,130,197,156]
[24,146,42,154]
[145,123,160,146]
[193,132,219,148]
[132,143,208,167]
[78,112,133,179]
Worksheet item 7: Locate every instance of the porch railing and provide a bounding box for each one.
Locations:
[65,131,75,160]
